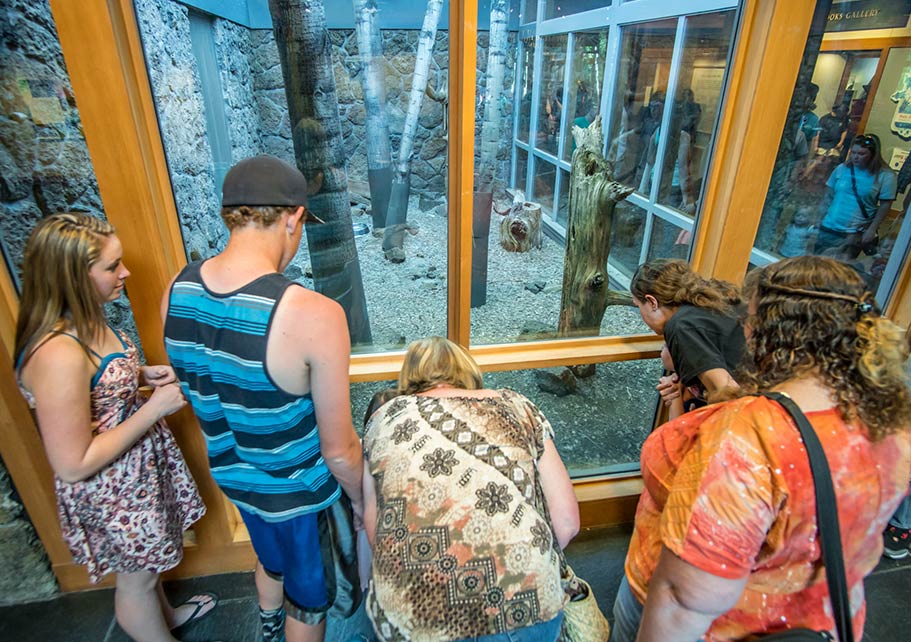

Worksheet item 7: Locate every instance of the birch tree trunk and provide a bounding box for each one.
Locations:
[382,0,444,262]
[558,116,634,338]
[476,0,508,193]
[353,0,393,230]
[269,0,372,345]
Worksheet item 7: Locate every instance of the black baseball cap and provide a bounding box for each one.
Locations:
[222,155,324,223]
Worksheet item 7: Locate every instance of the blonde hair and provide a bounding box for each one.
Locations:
[397,336,483,395]
[14,213,115,368]
[630,258,741,314]
[221,205,295,231]
[741,256,911,440]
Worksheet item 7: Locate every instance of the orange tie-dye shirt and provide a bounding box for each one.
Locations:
[628,396,911,642]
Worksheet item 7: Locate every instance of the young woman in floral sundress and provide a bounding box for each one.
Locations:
[14,214,211,642]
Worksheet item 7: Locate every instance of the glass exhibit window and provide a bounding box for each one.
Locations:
[533,154,557,211]
[603,12,735,284]
[647,215,692,261]
[483,359,664,475]
[133,0,449,354]
[544,0,609,21]
[751,0,911,304]
[1,0,142,348]
[610,200,649,276]
[535,34,568,158]
[351,358,663,477]
[562,30,609,163]
[607,18,677,198]
[655,12,736,215]
[474,6,736,349]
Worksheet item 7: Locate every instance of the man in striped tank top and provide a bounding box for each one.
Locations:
[162,155,364,642]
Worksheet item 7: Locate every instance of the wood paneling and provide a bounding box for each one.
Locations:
[694,0,817,283]
[447,0,477,347]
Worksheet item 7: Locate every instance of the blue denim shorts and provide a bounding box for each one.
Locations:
[452,612,564,642]
[239,507,328,612]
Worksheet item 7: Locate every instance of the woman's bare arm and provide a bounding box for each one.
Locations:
[538,439,579,549]
[22,335,185,483]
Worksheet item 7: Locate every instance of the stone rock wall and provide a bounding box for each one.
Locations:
[213,19,262,162]
[245,27,517,196]
[249,29,296,163]
[0,467,56,605]
[134,0,228,260]
[0,0,105,276]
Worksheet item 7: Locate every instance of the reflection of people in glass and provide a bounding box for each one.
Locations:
[792,83,820,181]
[778,206,817,257]
[638,91,666,194]
[540,86,563,153]
[803,103,848,185]
[818,103,848,153]
[671,89,702,213]
[610,90,644,185]
[842,82,870,163]
[814,133,896,259]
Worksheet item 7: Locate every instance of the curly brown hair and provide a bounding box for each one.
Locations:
[221,205,295,231]
[630,258,741,313]
[741,256,911,440]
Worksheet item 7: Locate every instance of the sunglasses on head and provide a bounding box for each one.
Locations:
[855,134,877,148]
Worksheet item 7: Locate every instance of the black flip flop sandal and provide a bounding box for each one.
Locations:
[171,591,219,634]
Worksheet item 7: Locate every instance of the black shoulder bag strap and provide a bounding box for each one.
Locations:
[760,392,855,642]
[848,164,874,221]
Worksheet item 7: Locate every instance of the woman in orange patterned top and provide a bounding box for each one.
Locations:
[362,337,579,642]
[620,256,911,642]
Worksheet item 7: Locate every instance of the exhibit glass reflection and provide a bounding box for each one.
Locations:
[655,12,736,215]
[607,18,677,196]
[484,358,664,475]
[535,34,568,157]
[133,0,450,353]
[562,30,609,163]
[752,35,911,300]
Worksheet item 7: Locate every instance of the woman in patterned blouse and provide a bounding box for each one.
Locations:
[361,336,579,642]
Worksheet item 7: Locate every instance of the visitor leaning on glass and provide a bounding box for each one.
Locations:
[362,336,579,642]
[814,132,896,259]
[630,259,745,419]
[630,256,911,642]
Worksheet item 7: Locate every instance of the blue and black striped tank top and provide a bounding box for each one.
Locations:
[164,261,340,522]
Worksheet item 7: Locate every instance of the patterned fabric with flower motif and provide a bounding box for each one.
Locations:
[363,389,565,642]
[30,332,206,583]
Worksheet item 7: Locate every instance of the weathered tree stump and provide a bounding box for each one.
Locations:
[499,201,542,252]
[558,115,634,338]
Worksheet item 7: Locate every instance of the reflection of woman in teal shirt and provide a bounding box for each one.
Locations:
[815,133,896,258]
